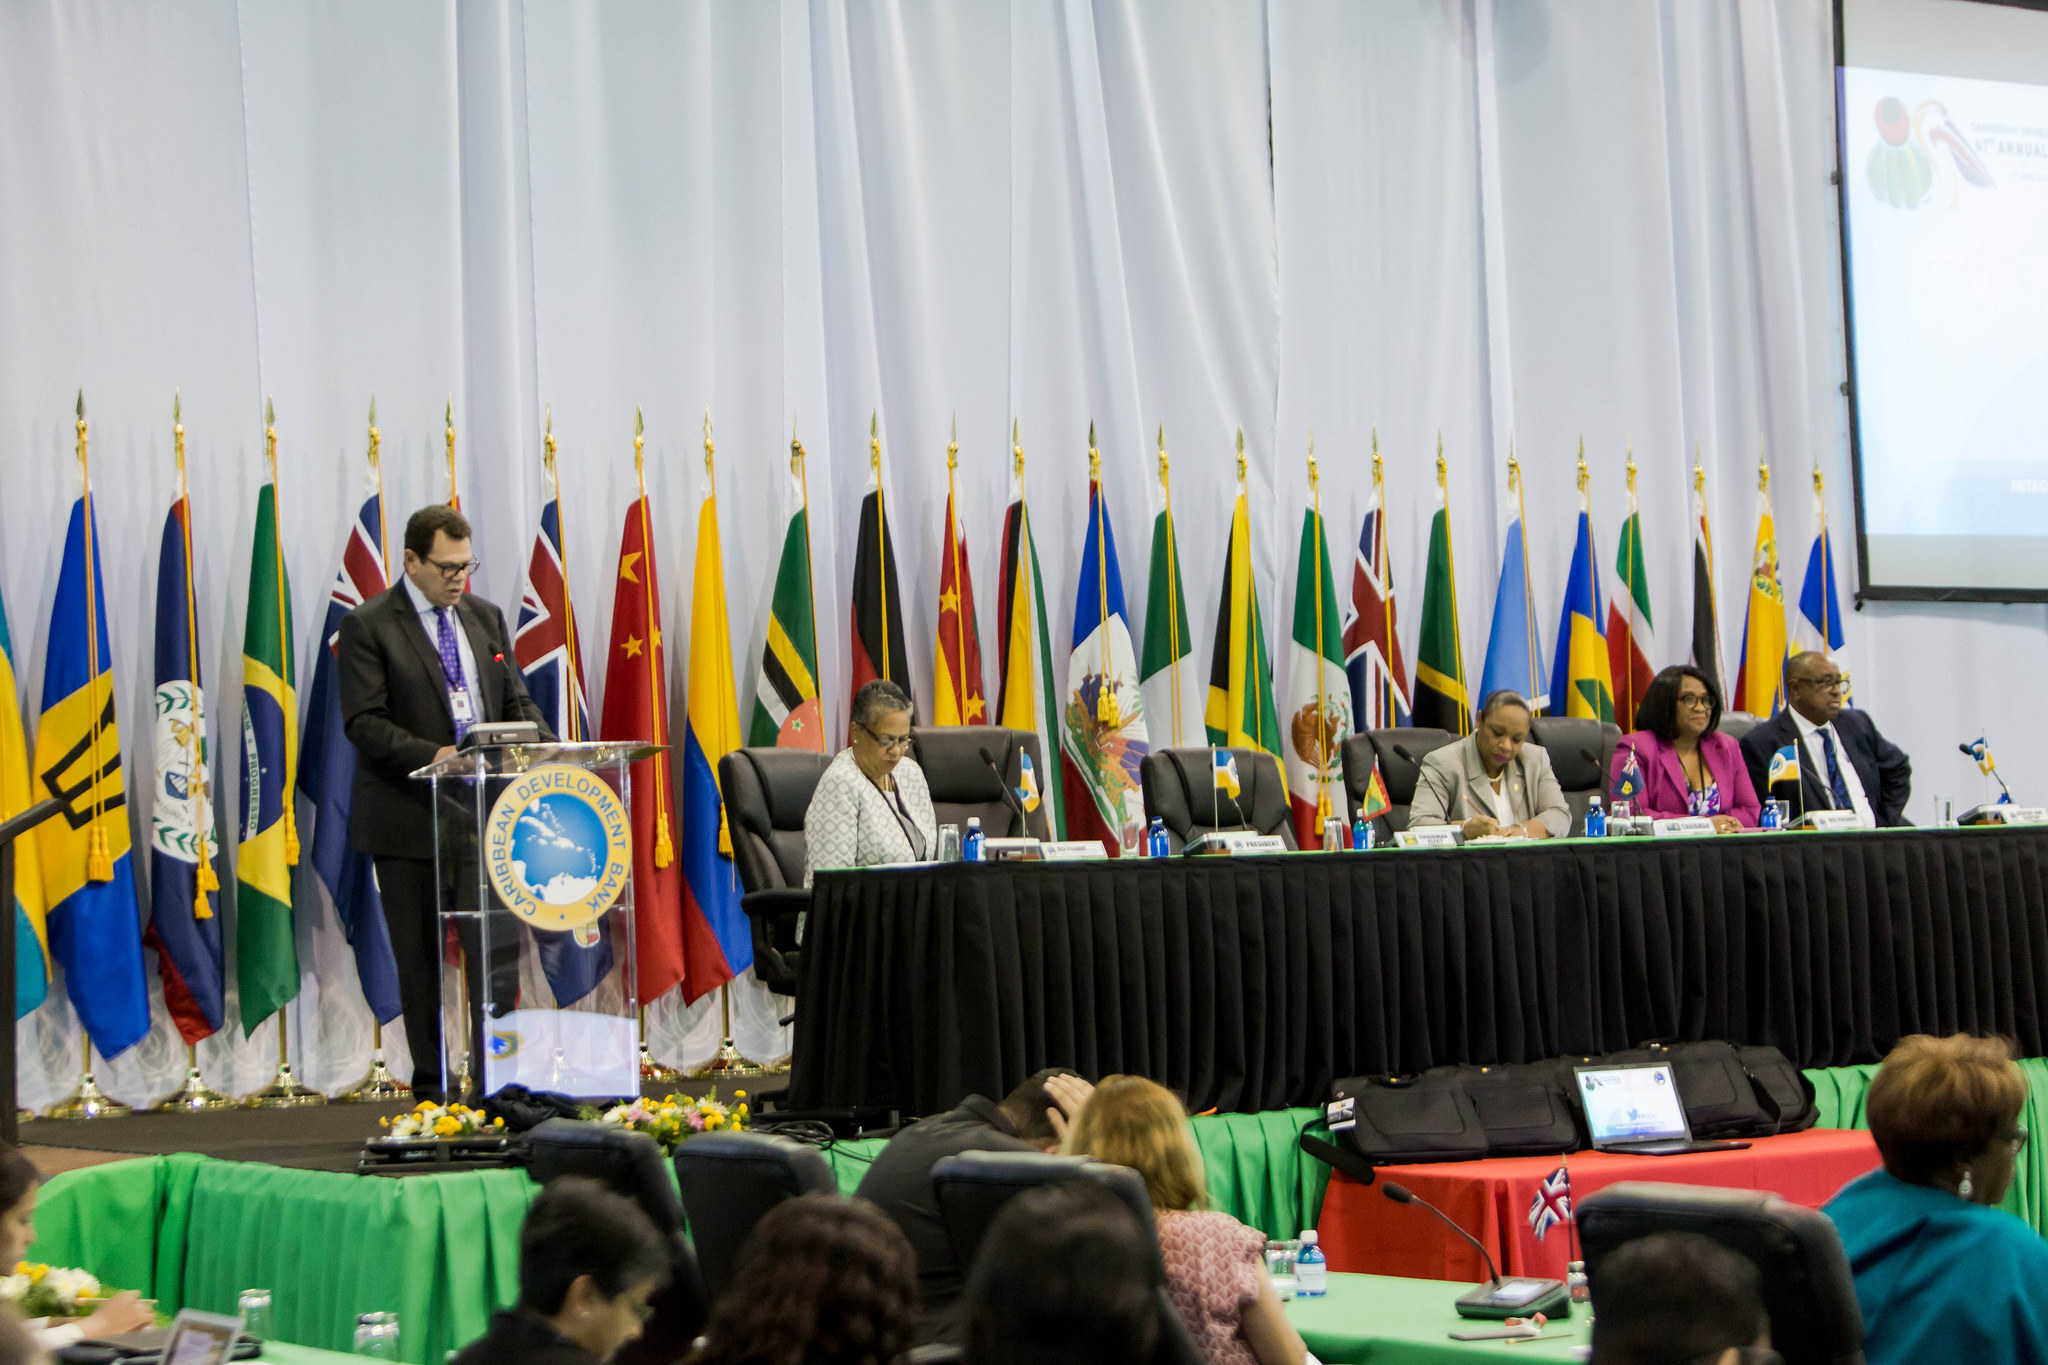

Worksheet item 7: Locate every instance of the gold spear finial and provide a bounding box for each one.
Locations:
[1812,449,1824,493]
[948,413,958,471]
[634,406,645,477]
[1157,423,1169,482]
[1626,440,1637,483]
[870,409,880,474]
[1507,433,1520,490]
[791,412,805,471]
[1307,430,1318,488]
[173,390,182,428]
[1693,440,1705,494]
[368,396,382,472]
[1088,420,1101,480]
[1436,431,1446,483]
[75,389,84,425]
[265,395,274,430]
[1576,436,1589,495]
[542,405,557,475]
[1758,439,1770,492]
[1235,424,1246,483]
[703,407,715,480]
[1012,417,1024,478]
[173,392,185,477]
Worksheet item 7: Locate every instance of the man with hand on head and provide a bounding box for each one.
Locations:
[1739,651,1911,827]
[855,1068,1095,1346]
[338,504,552,1103]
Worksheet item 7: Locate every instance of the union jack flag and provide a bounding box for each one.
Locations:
[1528,1166,1573,1242]
[516,497,591,742]
[1342,478,1412,731]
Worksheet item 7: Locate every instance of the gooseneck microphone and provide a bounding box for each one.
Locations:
[978,746,1033,835]
[1959,743,2015,802]
[1382,1181,1502,1286]
[1392,743,1454,823]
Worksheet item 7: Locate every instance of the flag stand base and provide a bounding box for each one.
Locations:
[639,1042,683,1085]
[244,1063,326,1109]
[156,1066,235,1113]
[342,1053,412,1104]
[689,1037,770,1080]
[48,1072,131,1120]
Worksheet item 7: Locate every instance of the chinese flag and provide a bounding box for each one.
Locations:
[598,497,686,1004]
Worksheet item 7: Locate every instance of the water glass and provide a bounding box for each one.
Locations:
[1935,794,1956,828]
[237,1289,273,1342]
[937,824,962,862]
[354,1311,401,1360]
[1766,798,1792,830]
[1265,1239,1301,1299]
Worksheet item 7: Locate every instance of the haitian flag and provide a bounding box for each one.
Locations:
[299,489,402,1025]
[145,492,226,1043]
[680,483,750,1003]
[0,591,49,1020]
[1061,476,1149,855]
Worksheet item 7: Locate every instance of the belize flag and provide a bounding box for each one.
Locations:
[680,480,750,1002]
[299,489,403,1025]
[1060,475,1150,855]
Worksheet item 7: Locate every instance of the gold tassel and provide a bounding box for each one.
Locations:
[86,826,113,882]
[717,808,732,859]
[194,849,218,919]
[1096,684,1121,729]
[282,804,301,865]
[655,811,675,868]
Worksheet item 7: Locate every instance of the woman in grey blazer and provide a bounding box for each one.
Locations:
[1408,691,1571,840]
[804,679,939,885]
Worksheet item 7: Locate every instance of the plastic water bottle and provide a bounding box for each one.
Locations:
[1295,1230,1327,1297]
[1583,796,1606,839]
[1147,817,1170,858]
[1760,800,1782,832]
[963,816,985,862]
[1353,812,1372,851]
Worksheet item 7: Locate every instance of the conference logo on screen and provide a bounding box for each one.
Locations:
[484,762,631,938]
[1867,96,1996,209]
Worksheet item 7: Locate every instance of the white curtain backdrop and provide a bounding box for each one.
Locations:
[1,0,2041,1108]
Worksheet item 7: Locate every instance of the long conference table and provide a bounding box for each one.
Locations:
[786,825,2048,1117]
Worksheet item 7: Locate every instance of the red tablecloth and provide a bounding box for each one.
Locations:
[1316,1128,1880,1281]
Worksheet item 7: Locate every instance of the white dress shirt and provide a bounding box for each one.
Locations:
[402,575,483,726]
[1790,706,1874,827]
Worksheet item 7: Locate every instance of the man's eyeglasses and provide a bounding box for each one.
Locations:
[427,555,481,580]
[1796,675,1844,693]
[856,722,913,754]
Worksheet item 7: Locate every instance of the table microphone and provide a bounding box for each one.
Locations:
[1958,743,2015,803]
[1382,1181,1571,1320]
[978,746,1033,834]
[1381,1182,1502,1287]
[1391,743,1451,817]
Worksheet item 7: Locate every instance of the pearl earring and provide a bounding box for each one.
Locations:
[1959,1170,1975,1200]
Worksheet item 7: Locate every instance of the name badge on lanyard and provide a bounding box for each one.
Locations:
[449,688,475,723]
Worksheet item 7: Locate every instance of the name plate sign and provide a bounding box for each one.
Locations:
[1961,805,2048,827]
[1794,810,1868,832]
[1184,831,1288,856]
[1040,840,1110,861]
[1651,816,1718,838]
[1395,826,1463,849]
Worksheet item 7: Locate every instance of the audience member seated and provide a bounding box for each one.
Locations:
[0,1309,37,1365]
[1407,690,1570,840]
[0,1146,154,1349]
[1066,1076,1305,1365]
[960,1180,1163,1365]
[855,1070,1093,1344]
[685,1194,917,1365]
[1822,1033,2048,1365]
[452,1177,670,1365]
[805,679,938,883]
[1588,1231,1775,1365]
[1609,665,1759,831]
[1738,651,1911,826]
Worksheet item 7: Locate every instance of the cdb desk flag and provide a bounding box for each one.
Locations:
[36,481,150,1058]
[0,591,49,1019]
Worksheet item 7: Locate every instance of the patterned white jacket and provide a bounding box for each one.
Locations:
[803,749,940,886]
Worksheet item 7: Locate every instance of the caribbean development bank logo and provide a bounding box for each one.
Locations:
[1868,96,1995,209]
[485,763,632,941]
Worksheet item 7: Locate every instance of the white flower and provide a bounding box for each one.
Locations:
[42,1268,99,1307]
[0,1275,27,1301]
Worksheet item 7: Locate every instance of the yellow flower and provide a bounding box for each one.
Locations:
[735,1090,747,1099]
[493,1118,505,1128]
[704,1114,723,1130]
[433,1116,462,1137]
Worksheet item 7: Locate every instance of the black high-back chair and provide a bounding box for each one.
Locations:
[524,1119,710,1362]
[718,747,832,996]
[930,1150,1204,1365]
[672,1130,840,1303]
[1528,716,1620,835]
[1139,747,1296,852]
[1577,1182,1866,1365]
[1358,727,1457,835]
[909,725,1053,841]
[1718,710,1762,744]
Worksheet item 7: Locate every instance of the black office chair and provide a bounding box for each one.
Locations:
[673,1130,840,1302]
[719,747,832,996]
[1529,716,1620,835]
[930,1151,1204,1365]
[1139,747,1297,852]
[524,1119,710,1362]
[1577,1182,1866,1365]
[909,725,1053,841]
[1718,710,1761,744]
[1360,727,1457,835]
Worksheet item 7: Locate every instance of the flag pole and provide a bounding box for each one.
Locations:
[1373,430,1395,725]
[1576,439,1600,720]
[1696,447,1727,693]
[1508,439,1542,706]
[1159,427,1183,747]
[1091,424,1120,728]
[444,397,459,509]
[546,410,584,744]
[1623,444,1641,726]
[945,417,969,723]
[633,410,675,868]
[1309,438,1332,825]
[1812,455,1835,669]
[793,417,822,746]
[1438,436,1471,736]
[1237,426,1264,752]
[871,413,891,686]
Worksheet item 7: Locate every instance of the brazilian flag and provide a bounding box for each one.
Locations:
[236,479,300,1034]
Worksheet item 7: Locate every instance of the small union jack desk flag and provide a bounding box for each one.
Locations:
[1528,1165,1573,1242]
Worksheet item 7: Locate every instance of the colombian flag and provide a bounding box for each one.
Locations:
[35,496,149,1057]
[1548,483,1616,723]
[681,484,748,1002]
[0,592,49,1019]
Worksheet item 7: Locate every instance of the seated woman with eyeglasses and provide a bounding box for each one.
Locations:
[805,679,938,883]
[1607,665,1759,832]
[1822,1034,2048,1365]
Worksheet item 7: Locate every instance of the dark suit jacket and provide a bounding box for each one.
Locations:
[338,584,550,859]
[1738,706,1912,827]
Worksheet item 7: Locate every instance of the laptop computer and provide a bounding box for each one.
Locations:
[1574,1062,1752,1156]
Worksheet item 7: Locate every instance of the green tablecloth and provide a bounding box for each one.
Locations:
[1286,1273,1585,1363]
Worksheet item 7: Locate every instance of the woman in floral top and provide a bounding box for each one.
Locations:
[1067,1076,1306,1365]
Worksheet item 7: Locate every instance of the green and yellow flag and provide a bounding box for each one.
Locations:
[748,434,825,750]
[237,419,300,1034]
[1205,432,1280,758]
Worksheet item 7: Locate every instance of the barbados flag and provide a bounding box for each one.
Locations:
[681,482,749,1003]
[0,593,49,1019]
[1548,483,1616,722]
[236,477,300,1034]
[34,495,149,1057]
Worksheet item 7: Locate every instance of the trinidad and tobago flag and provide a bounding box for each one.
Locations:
[849,456,914,720]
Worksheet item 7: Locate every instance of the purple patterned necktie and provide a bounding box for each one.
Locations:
[435,606,471,742]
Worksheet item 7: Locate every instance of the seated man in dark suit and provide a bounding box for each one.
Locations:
[1739,651,1911,827]
[854,1070,1093,1346]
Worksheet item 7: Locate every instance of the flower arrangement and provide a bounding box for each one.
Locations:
[589,1091,748,1153]
[0,1262,112,1319]
[378,1100,504,1140]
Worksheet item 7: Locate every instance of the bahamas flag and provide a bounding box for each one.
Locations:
[681,482,749,1004]
[1205,475,1280,758]
[35,495,149,1057]
[0,593,49,1019]
[236,477,300,1034]
[1548,482,1616,722]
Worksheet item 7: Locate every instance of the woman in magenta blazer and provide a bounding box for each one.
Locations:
[1608,665,1760,831]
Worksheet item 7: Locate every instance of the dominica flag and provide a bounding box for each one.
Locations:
[1731,465,1789,718]
[237,469,302,1033]
[680,468,749,1003]
[1549,471,1615,723]
[849,420,914,721]
[0,591,48,1020]
[748,445,825,750]
[1607,471,1655,729]
[1282,486,1352,848]
[1412,463,1469,735]
[931,471,988,725]
[1141,439,1202,750]
[1796,469,1851,704]
[996,436,1063,834]
[1206,454,1280,759]
[36,488,150,1057]
[146,487,226,1043]
[1342,458,1412,730]
[1061,466,1149,855]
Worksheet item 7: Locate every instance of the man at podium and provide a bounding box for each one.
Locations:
[339,505,552,1102]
